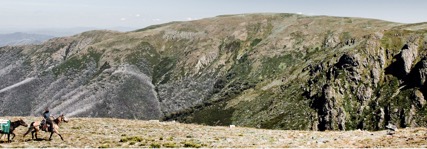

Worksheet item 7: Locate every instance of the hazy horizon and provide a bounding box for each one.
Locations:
[1,0,426,35]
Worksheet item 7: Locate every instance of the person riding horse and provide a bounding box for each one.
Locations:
[42,108,53,131]
[24,114,68,141]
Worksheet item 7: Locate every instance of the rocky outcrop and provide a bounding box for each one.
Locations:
[401,44,418,74]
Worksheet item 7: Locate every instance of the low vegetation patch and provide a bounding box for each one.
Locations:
[119,136,143,142]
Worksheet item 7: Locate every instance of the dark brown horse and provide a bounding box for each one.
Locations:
[0,119,28,142]
[23,114,68,141]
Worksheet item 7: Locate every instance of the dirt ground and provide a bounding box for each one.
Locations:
[0,116,426,148]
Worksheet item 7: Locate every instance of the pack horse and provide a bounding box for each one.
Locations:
[0,119,28,142]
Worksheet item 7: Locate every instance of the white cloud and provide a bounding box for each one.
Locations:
[120,18,126,21]
[187,17,193,21]
[152,18,161,21]
[296,12,303,15]
[135,14,140,17]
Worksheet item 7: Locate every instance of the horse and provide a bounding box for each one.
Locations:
[23,114,68,141]
[0,119,28,143]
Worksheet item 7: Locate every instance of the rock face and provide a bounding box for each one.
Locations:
[1,13,427,131]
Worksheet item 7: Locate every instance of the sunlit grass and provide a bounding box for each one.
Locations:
[0,117,425,148]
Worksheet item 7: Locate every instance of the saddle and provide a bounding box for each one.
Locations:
[40,119,52,132]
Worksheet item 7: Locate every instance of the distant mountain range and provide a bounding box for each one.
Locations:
[0,32,54,47]
[0,27,138,47]
[0,26,138,37]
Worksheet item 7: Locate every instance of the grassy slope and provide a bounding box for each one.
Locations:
[0,117,426,148]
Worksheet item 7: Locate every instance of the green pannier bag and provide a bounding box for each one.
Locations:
[0,119,10,134]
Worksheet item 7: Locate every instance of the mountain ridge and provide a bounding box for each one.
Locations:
[1,13,427,131]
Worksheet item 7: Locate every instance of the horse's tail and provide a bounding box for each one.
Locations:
[28,121,37,130]
[23,122,35,137]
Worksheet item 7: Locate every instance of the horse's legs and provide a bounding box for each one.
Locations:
[31,131,34,140]
[34,131,38,140]
[48,130,64,141]
[49,132,53,141]
[58,133,64,141]
[11,132,15,141]
[23,128,31,138]
[31,130,39,140]
[7,133,10,143]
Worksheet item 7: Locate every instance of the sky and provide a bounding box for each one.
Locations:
[1,0,426,34]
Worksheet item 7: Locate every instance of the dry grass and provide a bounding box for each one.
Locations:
[0,116,426,148]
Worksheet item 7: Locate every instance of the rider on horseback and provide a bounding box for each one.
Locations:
[42,108,53,131]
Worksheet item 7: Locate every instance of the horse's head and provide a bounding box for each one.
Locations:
[63,115,69,123]
[17,119,28,127]
[58,114,69,123]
